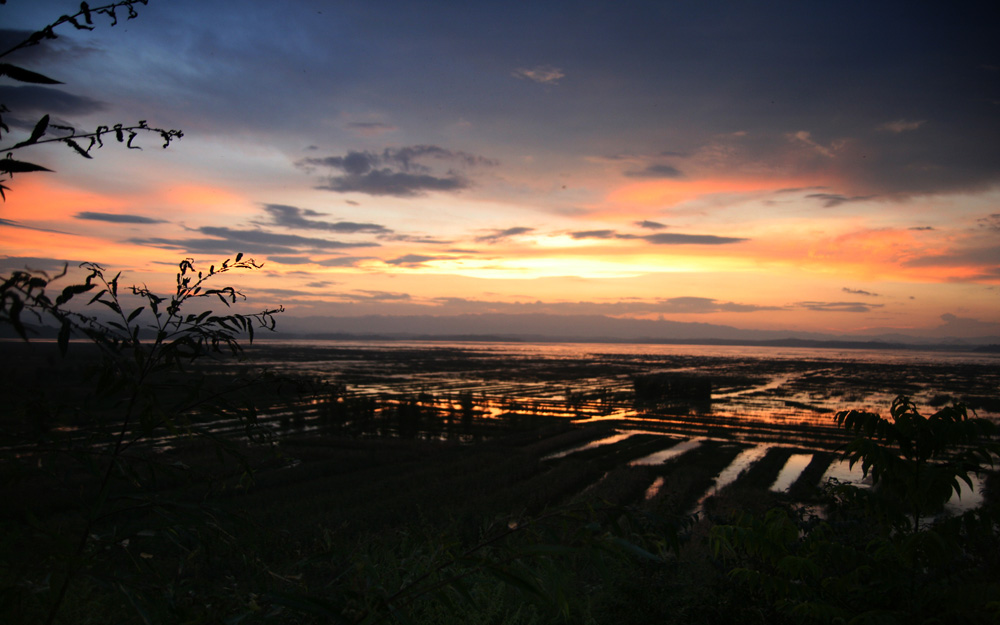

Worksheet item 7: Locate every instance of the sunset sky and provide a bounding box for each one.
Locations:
[2,1,999,340]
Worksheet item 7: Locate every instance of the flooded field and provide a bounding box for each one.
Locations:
[6,338,994,515]
[235,339,999,513]
[245,339,1000,434]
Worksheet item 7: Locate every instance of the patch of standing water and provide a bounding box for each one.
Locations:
[688,444,773,516]
[644,476,665,500]
[630,438,702,466]
[769,454,813,492]
[713,444,773,492]
[822,459,871,488]
[943,474,984,515]
[822,460,984,514]
[541,431,634,461]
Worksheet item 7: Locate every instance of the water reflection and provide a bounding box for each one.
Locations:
[770,453,813,492]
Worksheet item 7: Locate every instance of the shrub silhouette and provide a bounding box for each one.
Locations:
[711,396,1000,624]
[1,255,283,623]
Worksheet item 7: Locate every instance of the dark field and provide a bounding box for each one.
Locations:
[2,339,999,623]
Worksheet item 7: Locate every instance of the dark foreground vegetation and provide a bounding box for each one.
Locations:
[2,259,1000,625]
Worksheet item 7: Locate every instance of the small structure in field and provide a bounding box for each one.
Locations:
[633,373,712,405]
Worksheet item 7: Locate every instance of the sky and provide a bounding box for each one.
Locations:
[1,0,999,341]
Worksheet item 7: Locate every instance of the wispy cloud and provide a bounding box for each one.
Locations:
[624,164,684,179]
[977,214,1000,231]
[385,254,442,267]
[569,229,618,240]
[787,130,837,158]
[475,227,534,244]
[511,65,564,84]
[806,193,874,208]
[348,290,412,302]
[878,119,926,133]
[0,86,105,127]
[635,220,667,230]
[131,227,378,256]
[346,121,397,137]
[796,301,883,313]
[843,287,880,297]
[0,218,72,234]
[75,212,166,224]
[643,233,747,245]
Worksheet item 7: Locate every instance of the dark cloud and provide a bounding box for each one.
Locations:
[300,145,497,198]
[796,301,883,313]
[624,164,684,179]
[643,233,747,245]
[977,214,1000,231]
[127,237,248,255]
[635,220,667,230]
[475,227,534,244]
[0,28,97,64]
[934,313,1000,338]
[385,254,440,267]
[0,86,105,125]
[318,170,466,197]
[0,255,81,273]
[130,227,378,256]
[806,193,875,208]
[909,226,935,231]
[199,227,374,250]
[843,287,880,297]
[570,229,617,240]
[902,246,1000,281]
[260,204,390,234]
[75,212,166,224]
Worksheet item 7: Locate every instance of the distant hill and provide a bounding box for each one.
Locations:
[5,312,998,350]
[274,313,1000,350]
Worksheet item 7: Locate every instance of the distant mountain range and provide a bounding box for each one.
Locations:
[275,313,1000,350]
[5,312,998,351]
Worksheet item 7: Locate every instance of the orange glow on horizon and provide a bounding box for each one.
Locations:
[605,176,817,208]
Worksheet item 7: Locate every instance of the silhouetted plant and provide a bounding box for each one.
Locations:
[0,1,182,199]
[710,396,1000,624]
[0,255,283,624]
[266,502,678,625]
[835,395,998,533]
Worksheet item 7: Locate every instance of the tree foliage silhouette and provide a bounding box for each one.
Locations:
[710,396,1000,624]
[0,4,288,622]
[0,1,182,200]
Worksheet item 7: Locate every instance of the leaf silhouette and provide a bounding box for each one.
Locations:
[0,63,62,84]
[0,159,53,174]
[10,115,50,149]
[64,138,93,159]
